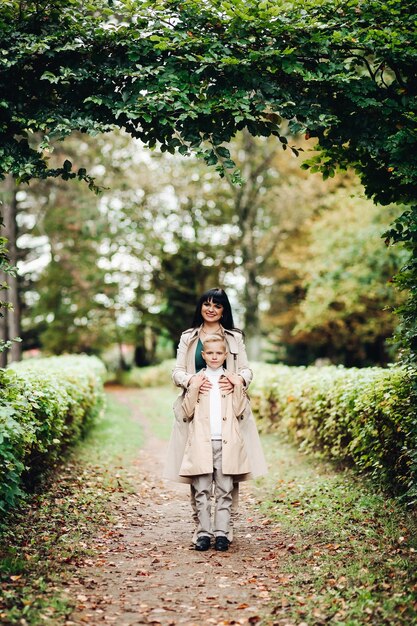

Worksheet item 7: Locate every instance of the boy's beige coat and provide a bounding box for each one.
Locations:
[163,327,267,483]
[179,373,252,477]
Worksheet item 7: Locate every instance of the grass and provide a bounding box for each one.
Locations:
[0,391,143,626]
[79,391,144,461]
[124,384,178,440]
[256,433,417,625]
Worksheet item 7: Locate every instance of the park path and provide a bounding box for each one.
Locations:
[64,387,287,626]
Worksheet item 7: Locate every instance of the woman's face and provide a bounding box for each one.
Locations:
[201,299,224,324]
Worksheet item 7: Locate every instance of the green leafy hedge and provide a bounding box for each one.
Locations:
[251,363,417,501]
[0,355,106,514]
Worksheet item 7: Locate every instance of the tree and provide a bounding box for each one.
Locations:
[0,0,416,360]
[29,185,119,355]
[9,128,408,365]
[126,149,233,356]
[134,130,343,359]
[126,132,327,359]
[0,176,21,365]
[16,133,142,357]
[0,224,14,361]
[265,191,407,366]
[223,131,340,358]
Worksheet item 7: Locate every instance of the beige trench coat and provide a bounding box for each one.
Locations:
[172,326,253,390]
[163,327,267,483]
[179,370,251,477]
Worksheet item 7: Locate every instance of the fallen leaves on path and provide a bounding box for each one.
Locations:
[64,388,286,626]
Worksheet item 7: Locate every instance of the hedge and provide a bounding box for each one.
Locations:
[114,359,175,388]
[0,355,106,514]
[110,358,417,500]
[250,363,417,501]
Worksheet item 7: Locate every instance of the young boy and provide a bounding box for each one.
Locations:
[179,334,252,551]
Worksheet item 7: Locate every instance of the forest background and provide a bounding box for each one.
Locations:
[0,129,407,370]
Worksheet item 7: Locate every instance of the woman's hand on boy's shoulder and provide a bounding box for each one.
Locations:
[189,373,210,392]
[223,372,244,387]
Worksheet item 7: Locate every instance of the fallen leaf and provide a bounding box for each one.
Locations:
[76,594,88,602]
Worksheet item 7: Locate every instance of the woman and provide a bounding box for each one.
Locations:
[164,287,267,543]
[172,287,253,393]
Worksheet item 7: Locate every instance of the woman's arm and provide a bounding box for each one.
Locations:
[236,333,253,389]
[219,332,253,393]
[172,331,212,392]
[172,332,194,389]
[226,373,247,416]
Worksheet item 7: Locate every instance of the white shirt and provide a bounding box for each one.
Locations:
[205,366,224,440]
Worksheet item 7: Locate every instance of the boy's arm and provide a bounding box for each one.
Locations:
[181,374,205,418]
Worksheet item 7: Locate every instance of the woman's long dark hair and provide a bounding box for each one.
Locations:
[191,288,241,332]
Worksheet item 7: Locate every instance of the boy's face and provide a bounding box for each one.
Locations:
[202,341,227,368]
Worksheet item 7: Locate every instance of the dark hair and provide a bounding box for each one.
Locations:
[191,288,241,332]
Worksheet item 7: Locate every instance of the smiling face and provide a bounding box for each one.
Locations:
[202,340,227,368]
[201,299,224,324]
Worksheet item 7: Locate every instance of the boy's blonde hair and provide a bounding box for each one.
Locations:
[201,333,227,352]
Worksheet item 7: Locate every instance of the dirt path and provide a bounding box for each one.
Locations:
[64,388,285,626]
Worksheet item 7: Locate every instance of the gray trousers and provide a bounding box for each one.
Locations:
[191,440,234,539]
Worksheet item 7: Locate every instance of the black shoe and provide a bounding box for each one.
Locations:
[215,536,230,551]
[195,536,211,551]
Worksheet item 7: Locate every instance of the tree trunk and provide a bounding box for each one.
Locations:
[0,190,9,367]
[233,131,269,360]
[242,262,263,361]
[0,175,21,364]
[0,300,8,367]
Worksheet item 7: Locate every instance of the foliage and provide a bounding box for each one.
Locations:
[384,207,417,363]
[115,359,176,388]
[0,355,106,514]
[265,191,408,365]
[146,241,221,349]
[133,149,233,350]
[16,130,325,360]
[295,199,407,341]
[0,0,415,199]
[17,133,139,356]
[259,433,417,624]
[20,130,399,366]
[0,0,416,360]
[132,130,313,354]
[250,362,417,501]
[0,391,141,624]
[14,130,231,358]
